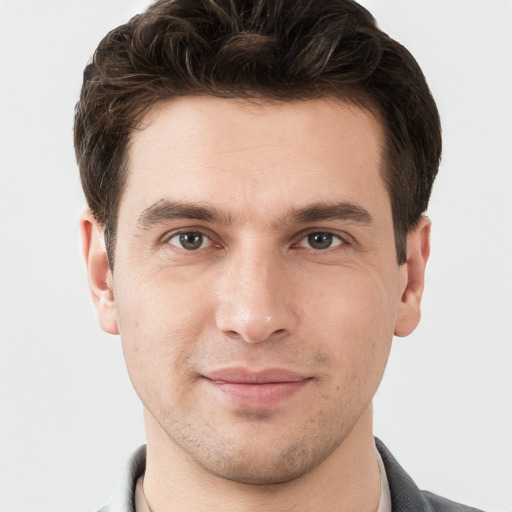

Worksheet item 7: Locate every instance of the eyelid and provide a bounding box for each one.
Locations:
[293,228,354,246]
[170,232,210,250]
[160,227,217,247]
[298,233,343,249]
[158,226,354,251]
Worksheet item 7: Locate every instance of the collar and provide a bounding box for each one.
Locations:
[101,439,477,512]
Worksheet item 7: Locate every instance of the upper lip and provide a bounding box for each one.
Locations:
[204,367,310,384]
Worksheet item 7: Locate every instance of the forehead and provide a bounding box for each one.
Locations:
[122,95,389,223]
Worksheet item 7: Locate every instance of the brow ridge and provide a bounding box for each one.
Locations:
[287,202,374,225]
[137,199,373,231]
[137,199,235,230]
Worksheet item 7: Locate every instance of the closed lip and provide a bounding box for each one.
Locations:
[202,367,312,408]
[203,367,311,384]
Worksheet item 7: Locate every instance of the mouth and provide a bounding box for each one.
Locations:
[202,367,312,409]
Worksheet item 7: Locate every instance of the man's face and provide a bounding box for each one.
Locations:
[85,96,427,484]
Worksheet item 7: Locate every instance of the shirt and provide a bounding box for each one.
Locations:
[98,439,484,512]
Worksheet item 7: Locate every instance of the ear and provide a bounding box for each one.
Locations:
[80,210,119,335]
[394,215,431,337]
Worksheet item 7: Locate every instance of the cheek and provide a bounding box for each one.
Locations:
[116,262,213,343]
[113,270,213,405]
[303,268,396,386]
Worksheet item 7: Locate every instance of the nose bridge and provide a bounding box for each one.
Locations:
[215,239,295,343]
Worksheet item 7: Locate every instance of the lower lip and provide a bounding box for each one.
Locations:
[206,379,311,409]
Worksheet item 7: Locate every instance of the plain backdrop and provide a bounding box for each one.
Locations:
[1,1,511,511]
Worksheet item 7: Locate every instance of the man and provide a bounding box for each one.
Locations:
[74,0,483,510]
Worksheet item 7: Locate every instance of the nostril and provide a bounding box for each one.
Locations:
[215,298,297,343]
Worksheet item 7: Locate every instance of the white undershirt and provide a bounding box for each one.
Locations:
[376,449,392,512]
[135,450,393,512]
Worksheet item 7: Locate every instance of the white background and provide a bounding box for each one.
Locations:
[1,1,511,511]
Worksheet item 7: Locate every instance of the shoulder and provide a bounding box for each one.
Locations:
[421,490,484,511]
[375,438,485,512]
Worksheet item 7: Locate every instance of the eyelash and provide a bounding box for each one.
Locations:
[163,230,217,251]
[293,231,349,251]
[162,228,352,253]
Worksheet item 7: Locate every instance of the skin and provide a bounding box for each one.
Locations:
[81,96,430,511]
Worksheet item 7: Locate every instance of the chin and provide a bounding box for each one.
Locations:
[201,451,316,485]
[188,426,346,485]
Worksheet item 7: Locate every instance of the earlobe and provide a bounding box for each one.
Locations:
[394,216,431,337]
[80,210,119,335]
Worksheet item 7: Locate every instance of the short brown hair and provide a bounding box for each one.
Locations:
[74,0,441,267]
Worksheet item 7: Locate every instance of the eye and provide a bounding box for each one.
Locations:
[167,231,211,251]
[298,232,344,250]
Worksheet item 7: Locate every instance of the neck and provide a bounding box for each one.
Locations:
[142,404,381,512]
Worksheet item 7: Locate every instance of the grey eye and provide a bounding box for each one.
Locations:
[299,232,343,250]
[168,232,210,250]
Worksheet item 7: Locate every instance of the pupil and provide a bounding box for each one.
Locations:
[308,233,332,249]
[180,233,202,250]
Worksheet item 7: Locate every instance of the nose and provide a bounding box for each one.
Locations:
[215,246,298,344]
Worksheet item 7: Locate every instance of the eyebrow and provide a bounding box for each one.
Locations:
[286,202,374,226]
[137,200,236,230]
[137,199,373,230]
